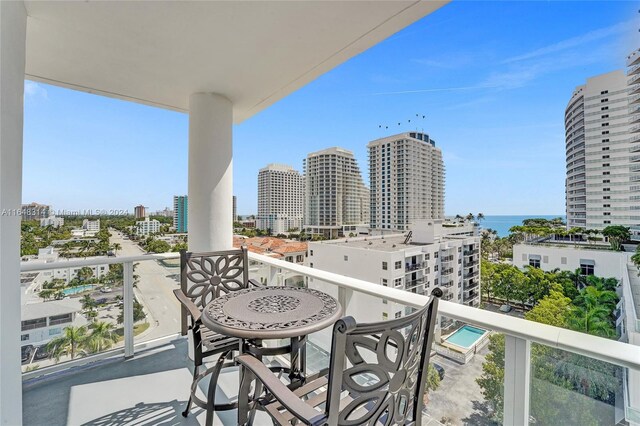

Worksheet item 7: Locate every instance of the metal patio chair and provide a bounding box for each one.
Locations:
[173,246,261,422]
[236,288,442,426]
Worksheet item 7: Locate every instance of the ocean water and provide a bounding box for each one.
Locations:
[477,215,565,237]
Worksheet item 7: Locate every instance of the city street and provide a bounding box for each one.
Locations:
[110,231,181,342]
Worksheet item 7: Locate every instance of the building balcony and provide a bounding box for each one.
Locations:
[630,94,640,105]
[628,63,640,76]
[19,252,640,425]
[630,113,640,125]
[629,73,640,86]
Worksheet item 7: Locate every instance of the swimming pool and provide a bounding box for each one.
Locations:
[62,284,97,296]
[444,325,487,348]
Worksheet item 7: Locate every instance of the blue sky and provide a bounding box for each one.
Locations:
[23,1,638,216]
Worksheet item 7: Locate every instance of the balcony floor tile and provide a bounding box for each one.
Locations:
[22,338,269,426]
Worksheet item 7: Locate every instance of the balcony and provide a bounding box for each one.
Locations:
[18,252,640,425]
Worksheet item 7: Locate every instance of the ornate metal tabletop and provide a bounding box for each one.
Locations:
[201,286,342,339]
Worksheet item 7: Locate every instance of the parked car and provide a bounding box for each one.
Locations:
[21,345,34,363]
[100,287,112,293]
[33,345,49,361]
[432,362,445,380]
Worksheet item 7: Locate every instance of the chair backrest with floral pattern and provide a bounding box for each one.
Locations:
[180,247,250,312]
[324,288,442,426]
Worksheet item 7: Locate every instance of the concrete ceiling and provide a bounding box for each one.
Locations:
[24,1,448,123]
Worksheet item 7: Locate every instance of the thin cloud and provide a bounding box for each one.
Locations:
[24,81,48,100]
[502,20,633,64]
[370,84,500,96]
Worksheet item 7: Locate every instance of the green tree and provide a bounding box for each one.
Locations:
[77,266,94,282]
[632,245,640,274]
[476,333,505,421]
[524,284,571,327]
[601,225,630,251]
[85,321,119,353]
[38,289,55,302]
[46,325,88,361]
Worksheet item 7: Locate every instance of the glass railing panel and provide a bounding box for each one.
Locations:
[133,256,182,346]
[20,261,126,372]
[528,343,622,425]
[427,314,504,425]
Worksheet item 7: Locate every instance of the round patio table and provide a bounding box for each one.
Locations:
[201,286,342,339]
[201,286,342,426]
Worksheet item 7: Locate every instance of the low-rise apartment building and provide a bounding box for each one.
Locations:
[513,240,640,422]
[40,215,64,228]
[20,299,86,347]
[306,219,480,324]
[135,217,161,236]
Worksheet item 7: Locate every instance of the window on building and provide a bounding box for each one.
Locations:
[600,98,608,102]
[529,258,541,268]
[21,334,29,341]
[603,180,610,183]
[49,328,61,336]
[382,312,388,320]
[343,255,348,261]
[602,147,609,151]
[434,265,439,272]
[424,254,430,260]
[394,261,401,269]
[603,204,610,207]
[604,220,611,224]
[601,106,609,110]
[603,188,610,192]
[602,155,609,159]
[604,212,611,216]
[21,317,46,331]
[394,278,402,287]
[602,131,609,135]
[310,263,313,268]
[382,279,387,286]
[310,250,313,256]
[382,299,387,304]
[49,313,72,326]
[601,90,609,95]
[602,163,610,167]
[603,196,611,199]
[382,262,388,270]
[394,312,402,319]
[561,257,567,265]
[603,171,610,175]
[580,262,595,276]
[434,252,439,259]
[601,115,609,119]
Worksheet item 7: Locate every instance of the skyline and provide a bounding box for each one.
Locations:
[22,1,638,216]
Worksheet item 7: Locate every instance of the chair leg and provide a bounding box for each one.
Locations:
[182,365,199,417]
[205,352,229,426]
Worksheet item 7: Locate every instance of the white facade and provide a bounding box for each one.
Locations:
[368,132,444,230]
[513,242,640,422]
[135,217,161,236]
[565,68,640,239]
[304,147,369,238]
[20,299,86,347]
[82,219,100,232]
[306,219,480,325]
[256,164,304,234]
[39,215,64,228]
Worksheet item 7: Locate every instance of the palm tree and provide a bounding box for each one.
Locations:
[465,213,475,222]
[46,325,88,361]
[567,305,615,338]
[632,246,640,273]
[477,212,485,223]
[112,243,122,256]
[85,321,119,353]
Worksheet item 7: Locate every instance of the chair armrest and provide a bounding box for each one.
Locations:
[236,354,326,426]
[173,289,201,322]
[248,278,263,288]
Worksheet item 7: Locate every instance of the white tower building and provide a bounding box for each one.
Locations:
[565,68,639,239]
[303,147,369,239]
[368,132,444,231]
[256,164,304,235]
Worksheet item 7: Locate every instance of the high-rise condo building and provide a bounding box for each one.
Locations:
[304,147,369,239]
[134,205,147,219]
[232,195,237,222]
[173,195,188,233]
[565,66,640,239]
[368,132,444,231]
[256,164,304,235]
[21,202,50,221]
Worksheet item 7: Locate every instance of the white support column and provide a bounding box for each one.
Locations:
[0,2,26,424]
[188,93,233,252]
[503,335,531,426]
